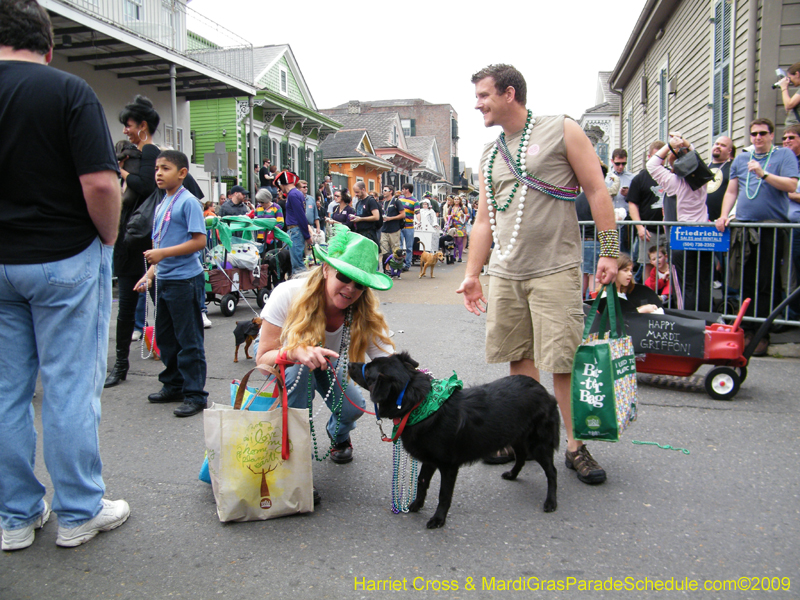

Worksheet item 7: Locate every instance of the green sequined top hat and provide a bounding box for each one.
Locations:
[313,224,394,291]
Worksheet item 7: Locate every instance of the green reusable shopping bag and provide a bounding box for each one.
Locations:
[571,285,638,442]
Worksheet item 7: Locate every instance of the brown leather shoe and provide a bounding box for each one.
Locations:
[565,445,607,484]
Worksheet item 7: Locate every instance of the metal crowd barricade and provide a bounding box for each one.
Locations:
[578,220,800,327]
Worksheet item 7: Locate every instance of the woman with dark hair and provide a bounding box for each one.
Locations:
[326,189,356,231]
[105,96,160,388]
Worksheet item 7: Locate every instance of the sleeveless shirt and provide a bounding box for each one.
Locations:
[479,114,581,280]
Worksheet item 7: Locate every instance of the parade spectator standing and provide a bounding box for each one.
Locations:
[379,184,404,268]
[327,189,355,231]
[782,125,800,315]
[0,0,130,550]
[352,181,381,248]
[648,133,712,311]
[399,183,417,271]
[218,185,249,217]
[706,137,735,221]
[458,64,617,484]
[777,63,800,127]
[626,141,665,282]
[605,149,634,215]
[259,159,272,189]
[103,96,159,388]
[137,150,209,418]
[715,119,799,355]
[449,196,469,262]
[248,188,284,250]
[299,180,320,239]
[277,171,310,273]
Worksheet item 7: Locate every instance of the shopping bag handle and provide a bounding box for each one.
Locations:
[234,365,284,410]
[583,284,625,340]
[235,364,290,460]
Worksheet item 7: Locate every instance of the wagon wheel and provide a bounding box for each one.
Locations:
[704,367,741,401]
[256,287,270,309]
[220,293,238,317]
[735,366,747,384]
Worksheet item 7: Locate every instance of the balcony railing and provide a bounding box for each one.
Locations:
[56,0,253,84]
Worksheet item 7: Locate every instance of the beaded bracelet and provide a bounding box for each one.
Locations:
[597,229,620,258]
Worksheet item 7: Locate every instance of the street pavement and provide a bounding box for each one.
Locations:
[2,251,799,600]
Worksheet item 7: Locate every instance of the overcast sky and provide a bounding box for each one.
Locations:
[190,0,648,171]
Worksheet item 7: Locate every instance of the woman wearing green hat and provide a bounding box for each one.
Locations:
[256,225,394,464]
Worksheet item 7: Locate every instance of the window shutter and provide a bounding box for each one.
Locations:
[280,141,289,170]
[410,119,416,137]
[712,0,732,137]
[451,118,458,140]
[658,67,668,142]
[451,156,460,185]
[315,148,324,184]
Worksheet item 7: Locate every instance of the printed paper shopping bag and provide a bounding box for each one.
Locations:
[199,373,282,484]
[204,366,313,521]
[571,285,638,442]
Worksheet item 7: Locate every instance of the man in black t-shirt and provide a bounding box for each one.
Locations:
[0,0,130,550]
[705,136,734,221]
[627,141,666,280]
[379,184,405,268]
[351,181,381,247]
[258,159,272,189]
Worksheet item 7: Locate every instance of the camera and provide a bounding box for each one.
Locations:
[773,68,787,89]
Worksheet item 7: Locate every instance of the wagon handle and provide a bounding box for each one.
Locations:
[731,298,751,332]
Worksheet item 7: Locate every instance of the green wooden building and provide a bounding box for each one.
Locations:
[190,44,340,192]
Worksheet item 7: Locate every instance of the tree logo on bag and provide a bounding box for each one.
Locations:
[237,421,290,510]
[248,464,277,509]
[586,415,601,430]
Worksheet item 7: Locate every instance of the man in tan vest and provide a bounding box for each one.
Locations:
[457,64,618,484]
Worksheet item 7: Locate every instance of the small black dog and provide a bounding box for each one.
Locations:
[262,246,292,290]
[349,351,559,529]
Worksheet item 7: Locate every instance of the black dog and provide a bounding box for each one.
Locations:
[349,351,559,529]
[262,246,292,291]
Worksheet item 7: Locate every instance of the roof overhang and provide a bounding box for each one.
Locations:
[375,147,422,172]
[324,155,394,172]
[608,0,680,91]
[42,0,256,100]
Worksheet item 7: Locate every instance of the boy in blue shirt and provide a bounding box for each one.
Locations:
[135,150,209,417]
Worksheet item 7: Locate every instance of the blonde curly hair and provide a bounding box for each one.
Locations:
[281,266,394,362]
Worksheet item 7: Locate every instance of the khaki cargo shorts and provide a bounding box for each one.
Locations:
[380,230,402,257]
[485,267,584,373]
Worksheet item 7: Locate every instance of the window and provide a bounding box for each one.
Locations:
[271,139,278,167]
[291,145,299,172]
[712,0,733,137]
[401,119,415,137]
[279,65,288,96]
[391,126,398,146]
[123,0,142,21]
[368,179,375,192]
[164,126,183,152]
[658,61,669,143]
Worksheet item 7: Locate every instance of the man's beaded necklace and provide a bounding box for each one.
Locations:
[484,111,579,261]
[745,146,775,200]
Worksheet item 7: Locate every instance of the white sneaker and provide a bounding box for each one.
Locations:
[56,499,130,548]
[131,330,142,341]
[1,501,50,551]
[202,313,212,329]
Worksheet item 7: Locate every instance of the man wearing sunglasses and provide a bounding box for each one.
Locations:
[715,119,799,355]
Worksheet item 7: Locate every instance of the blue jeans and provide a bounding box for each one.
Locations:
[0,239,111,530]
[155,273,208,406]
[400,228,414,268]
[288,226,306,273]
[284,362,365,444]
[134,290,146,331]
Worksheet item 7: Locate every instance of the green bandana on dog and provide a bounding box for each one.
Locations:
[392,372,463,437]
